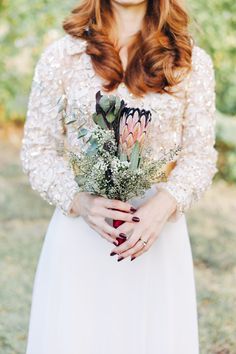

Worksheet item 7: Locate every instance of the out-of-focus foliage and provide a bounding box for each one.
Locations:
[216,113,236,182]
[0,0,236,182]
[0,0,235,119]
[188,0,236,116]
[0,0,75,121]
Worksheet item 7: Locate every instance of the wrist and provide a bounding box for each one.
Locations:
[156,188,177,215]
[68,192,82,217]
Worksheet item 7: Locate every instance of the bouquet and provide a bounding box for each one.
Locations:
[61,90,180,245]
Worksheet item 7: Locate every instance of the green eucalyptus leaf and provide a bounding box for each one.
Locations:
[99,96,111,112]
[90,140,98,149]
[92,113,107,129]
[87,136,98,145]
[119,152,128,162]
[86,144,98,156]
[92,112,103,124]
[77,128,88,139]
[109,95,116,104]
[92,112,98,123]
[114,96,121,115]
[106,112,116,123]
[130,141,140,170]
[97,115,108,129]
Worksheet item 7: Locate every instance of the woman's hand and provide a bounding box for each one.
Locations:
[110,189,177,261]
[69,192,137,245]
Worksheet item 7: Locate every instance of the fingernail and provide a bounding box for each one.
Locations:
[132,216,140,222]
[131,256,136,261]
[113,241,118,246]
[130,207,137,213]
[119,233,127,239]
[117,257,124,262]
[110,252,116,256]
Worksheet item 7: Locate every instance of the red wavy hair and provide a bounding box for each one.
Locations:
[63,0,193,97]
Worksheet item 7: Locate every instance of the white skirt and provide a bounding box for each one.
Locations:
[26,186,199,354]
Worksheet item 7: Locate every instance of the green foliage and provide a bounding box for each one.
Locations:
[0,0,235,120]
[0,0,75,120]
[188,0,236,116]
[77,127,88,139]
[0,0,236,182]
[130,141,140,170]
[216,113,236,182]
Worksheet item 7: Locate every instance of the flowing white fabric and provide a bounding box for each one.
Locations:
[26,186,199,354]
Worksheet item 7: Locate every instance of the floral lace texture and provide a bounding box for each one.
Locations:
[20,34,218,219]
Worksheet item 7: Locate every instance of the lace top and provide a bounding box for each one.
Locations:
[20,34,218,221]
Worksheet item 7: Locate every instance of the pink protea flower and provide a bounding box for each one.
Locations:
[114,107,152,241]
[119,107,152,159]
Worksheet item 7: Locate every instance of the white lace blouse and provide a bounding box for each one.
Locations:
[20,34,218,220]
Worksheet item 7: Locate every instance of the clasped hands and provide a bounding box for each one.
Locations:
[69,190,177,262]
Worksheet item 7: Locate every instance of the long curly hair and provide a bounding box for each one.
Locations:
[63,0,192,97]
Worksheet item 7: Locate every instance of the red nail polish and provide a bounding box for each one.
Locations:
[110,252,116,256]
[116,237,126,246]
[130,207,137,213]
[131,256,136,261]
[132,216,140,222]
[113,241,118,246]
[119,233,127,239]
[117,257,124,262]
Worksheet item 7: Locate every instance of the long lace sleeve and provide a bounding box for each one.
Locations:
[20,40,78,215]
[158,47,218,220]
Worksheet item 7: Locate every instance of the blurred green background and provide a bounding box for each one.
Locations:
[0,0,236,180]
[0,1,235,353]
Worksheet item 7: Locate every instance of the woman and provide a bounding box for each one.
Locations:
[20,0,218,353]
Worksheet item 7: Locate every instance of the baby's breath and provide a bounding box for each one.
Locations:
[68,125,180,201]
